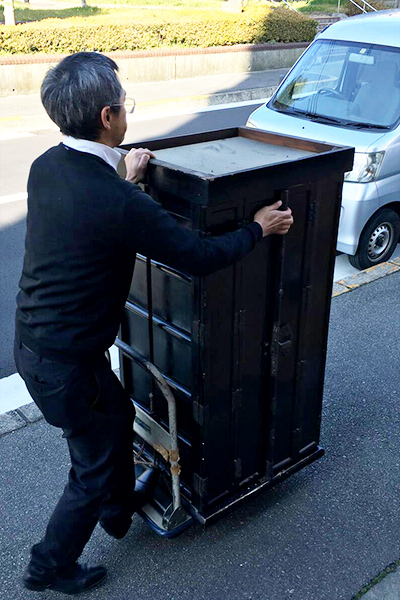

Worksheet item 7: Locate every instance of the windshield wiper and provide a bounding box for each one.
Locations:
[344,121,390,130]
[303,113,342,125]
[275,107,392,130]
[275,107,342,125]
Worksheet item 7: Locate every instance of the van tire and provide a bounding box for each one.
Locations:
[349,209,400,271]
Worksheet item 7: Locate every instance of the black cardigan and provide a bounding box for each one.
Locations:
[16,143,262,363]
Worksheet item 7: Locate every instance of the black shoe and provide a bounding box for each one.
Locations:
[99,467,159,540]
[23,562,107,595]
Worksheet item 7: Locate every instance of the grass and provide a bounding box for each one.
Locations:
[293,0,348,14]
[0,0,332,27]
[0,0,241,25]
[0,0,227,24]
[0,0,380,26]
[0,0,289,26]
[93,0,223,6]
[0,2,104,22]
[0,0,391,24]
[0,1,255,25]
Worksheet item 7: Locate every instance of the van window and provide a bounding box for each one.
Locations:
[271,40,400,130]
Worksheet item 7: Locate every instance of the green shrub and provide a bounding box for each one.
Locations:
[252,7,316,43]
[0,7,316,54]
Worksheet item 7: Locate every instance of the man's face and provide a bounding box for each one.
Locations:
[111,91,128,147]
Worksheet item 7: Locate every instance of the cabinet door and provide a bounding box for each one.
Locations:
[268,179,342,474]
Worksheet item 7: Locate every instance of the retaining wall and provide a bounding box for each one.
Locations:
[0,42,308,97]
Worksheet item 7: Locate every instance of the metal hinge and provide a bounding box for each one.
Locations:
[234,458,242,480]
[296,360,305,384]
[234,309,246,335]
[278,323,293,358]
[239,309,246,333]
[192,320,205,344]
[193,473,208,498]
[270,323,280,376]
[308,200,317,225]
[193,401,209,426]
[232,388,242,412]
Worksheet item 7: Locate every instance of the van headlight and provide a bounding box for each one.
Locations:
[344,152,384,183]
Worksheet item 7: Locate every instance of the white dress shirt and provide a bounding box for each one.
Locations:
[62,136,122,172]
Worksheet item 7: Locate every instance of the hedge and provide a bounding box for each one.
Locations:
[0,7,316,54]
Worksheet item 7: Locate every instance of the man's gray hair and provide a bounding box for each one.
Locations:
[41,52,123,141]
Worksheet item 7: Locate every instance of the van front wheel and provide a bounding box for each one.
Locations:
[349,209,400,271]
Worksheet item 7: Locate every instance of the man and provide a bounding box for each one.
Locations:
[14,52,293,595]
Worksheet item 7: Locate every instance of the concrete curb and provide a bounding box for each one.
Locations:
[135,85,277,113]
[332,257,400,297]
[1,257,399,438]
[353,560,400,600]
[0,403,44,438]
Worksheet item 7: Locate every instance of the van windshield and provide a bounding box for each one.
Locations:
[271,39,400,130]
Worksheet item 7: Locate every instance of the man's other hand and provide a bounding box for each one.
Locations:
[254,201,294,237]
[125,148,156,184]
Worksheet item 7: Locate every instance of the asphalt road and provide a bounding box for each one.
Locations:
[1,272,399,600]
[0,103,260,379]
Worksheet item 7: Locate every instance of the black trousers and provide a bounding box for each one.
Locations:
[14,337,136,572]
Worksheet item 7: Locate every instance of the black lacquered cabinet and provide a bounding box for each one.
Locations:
[119,127,354,522]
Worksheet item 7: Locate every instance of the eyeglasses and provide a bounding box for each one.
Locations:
[109,98,136,114]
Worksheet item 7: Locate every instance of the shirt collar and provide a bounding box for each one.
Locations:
[62,136,122,172]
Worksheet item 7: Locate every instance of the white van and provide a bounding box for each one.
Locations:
[247,10,400,269]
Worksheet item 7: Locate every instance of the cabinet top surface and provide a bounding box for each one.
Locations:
[153,137,317,177]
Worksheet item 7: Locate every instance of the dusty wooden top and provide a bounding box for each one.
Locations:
[153,137,317,177]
